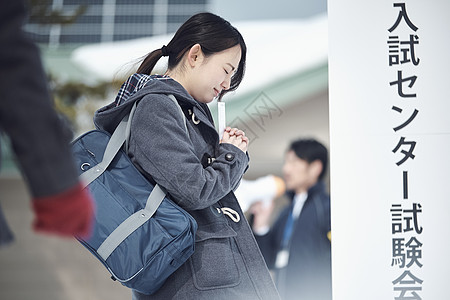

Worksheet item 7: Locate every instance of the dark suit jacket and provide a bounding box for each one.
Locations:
[255,181,332,300]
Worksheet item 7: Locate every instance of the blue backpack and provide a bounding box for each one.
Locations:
[71,95,197,295]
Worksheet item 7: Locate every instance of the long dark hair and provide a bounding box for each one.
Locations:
[137,12,246,100]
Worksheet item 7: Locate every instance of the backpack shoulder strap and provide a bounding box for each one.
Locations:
[79,113,129,188]
[167,94,189,139]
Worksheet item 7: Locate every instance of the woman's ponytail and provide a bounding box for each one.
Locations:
[137,47,167,75]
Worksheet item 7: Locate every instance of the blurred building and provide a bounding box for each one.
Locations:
[25,0,207,47]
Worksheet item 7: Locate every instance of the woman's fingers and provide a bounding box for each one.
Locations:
[226,128,245,136]
[220,127,249,152]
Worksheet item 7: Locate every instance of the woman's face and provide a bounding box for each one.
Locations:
[188,44,242,103]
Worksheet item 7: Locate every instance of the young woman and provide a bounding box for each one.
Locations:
[94,12,280,300]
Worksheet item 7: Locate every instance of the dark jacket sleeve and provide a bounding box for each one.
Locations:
[0,0,79,197]
[254,207,290,269]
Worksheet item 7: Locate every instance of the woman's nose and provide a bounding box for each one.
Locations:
[221,77,231,90]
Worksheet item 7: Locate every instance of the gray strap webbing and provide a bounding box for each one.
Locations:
[167,94,189,139]
[82,94,187,261]
[79,114,129,188]
[125,101,138,154]
[97,185,166,260]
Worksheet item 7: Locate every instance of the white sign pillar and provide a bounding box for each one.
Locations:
[328,1,450,299]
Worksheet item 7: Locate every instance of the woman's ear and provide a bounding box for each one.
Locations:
[187,43,204,67]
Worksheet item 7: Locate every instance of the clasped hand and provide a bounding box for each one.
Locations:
[220,127,249,153]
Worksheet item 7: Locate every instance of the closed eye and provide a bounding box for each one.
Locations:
[225,63,236,75]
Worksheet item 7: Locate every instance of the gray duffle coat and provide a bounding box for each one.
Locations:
[94,74,280,300]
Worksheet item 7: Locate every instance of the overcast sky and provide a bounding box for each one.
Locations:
[208,0,327,21]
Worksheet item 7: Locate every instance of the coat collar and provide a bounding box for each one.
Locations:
[286,181,326,202]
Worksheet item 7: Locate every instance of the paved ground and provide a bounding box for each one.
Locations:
[0,176,131,300]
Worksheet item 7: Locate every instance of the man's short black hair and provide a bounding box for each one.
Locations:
[288,138,328,180]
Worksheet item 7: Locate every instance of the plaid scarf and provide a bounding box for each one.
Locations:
[114,74,170,106]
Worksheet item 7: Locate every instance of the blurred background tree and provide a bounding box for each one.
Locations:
[25,0,120,134]
[27,0,87,25]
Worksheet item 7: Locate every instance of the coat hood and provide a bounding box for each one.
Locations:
[94,74,207,134]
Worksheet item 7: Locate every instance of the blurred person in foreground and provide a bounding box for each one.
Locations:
[251,138,331,300]
[0,0,94,245]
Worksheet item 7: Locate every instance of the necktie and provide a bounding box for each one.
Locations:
[281,206,294,249]
[275,206,294,269]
